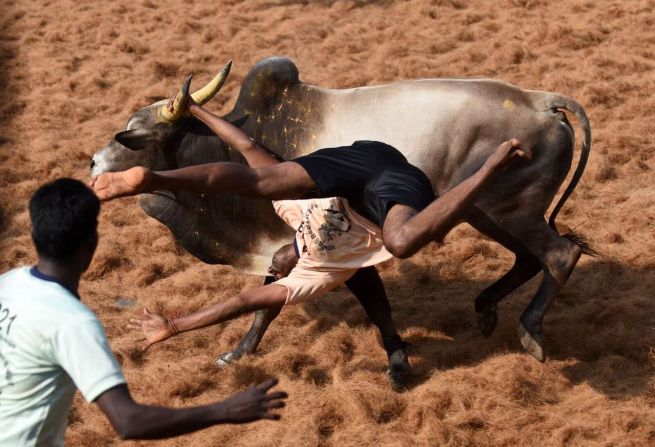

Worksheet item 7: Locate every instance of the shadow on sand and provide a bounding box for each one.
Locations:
[298,258,655,400]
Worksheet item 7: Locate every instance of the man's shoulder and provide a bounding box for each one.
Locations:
[0,266,30,284]
[0,267,36,304]
[1,266,97,325]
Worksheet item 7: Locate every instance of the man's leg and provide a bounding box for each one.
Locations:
[91,161,315,202]
[382,139,530,258]
[344,266,410,386]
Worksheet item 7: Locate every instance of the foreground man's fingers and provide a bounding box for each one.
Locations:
[265,401,286,410]
[265,391,288,401]
[256,378,279,392]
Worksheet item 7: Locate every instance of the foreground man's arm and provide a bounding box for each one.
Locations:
[96,379,286,440]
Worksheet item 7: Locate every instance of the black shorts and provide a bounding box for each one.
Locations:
[292,141,436,227]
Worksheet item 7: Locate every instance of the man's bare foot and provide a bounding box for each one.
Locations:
[90,166,151,201]
[485,138,532,172]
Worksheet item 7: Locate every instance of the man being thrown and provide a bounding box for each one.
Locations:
[91,84,531,372]
[0,179,286,446]
[92,94,530,262]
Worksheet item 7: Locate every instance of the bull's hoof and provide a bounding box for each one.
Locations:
[387,347,411,389]
[215,350,244,367]
[517,322,546,362]
[476,305,498,338]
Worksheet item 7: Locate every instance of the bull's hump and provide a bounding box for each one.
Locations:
[235,57,300,112]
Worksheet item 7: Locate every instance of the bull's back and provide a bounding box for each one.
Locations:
[293,79,558,194]
[237,56,574,202]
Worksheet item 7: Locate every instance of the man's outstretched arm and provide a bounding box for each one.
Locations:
[130,284,288,350]
[382,138,532,258]
[189,104,280,168]
[96,380,286,440]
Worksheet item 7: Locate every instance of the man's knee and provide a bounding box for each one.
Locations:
[253,163,315,199]
[252,168,279,198]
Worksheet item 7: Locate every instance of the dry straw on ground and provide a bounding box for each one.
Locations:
[1,0,654,445]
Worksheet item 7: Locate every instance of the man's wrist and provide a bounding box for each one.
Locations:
[478,160,497,178]
[167,317,180,337]
[208,402,231,424]
[188,104,202,117]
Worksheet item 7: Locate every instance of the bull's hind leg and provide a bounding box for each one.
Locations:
[466,208,541,338]
[513,219,582,361]
[467,209,582,361]
[484,217,582,361]
[474,257,541,337]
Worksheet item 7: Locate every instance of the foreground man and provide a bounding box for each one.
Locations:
[0,179,286,446]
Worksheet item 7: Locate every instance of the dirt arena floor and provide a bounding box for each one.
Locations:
[1,0,655,445]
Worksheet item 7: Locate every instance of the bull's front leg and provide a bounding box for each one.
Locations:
[215,276,281,365]
[345,266,410,387]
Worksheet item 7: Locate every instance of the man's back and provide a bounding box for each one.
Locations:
[0,267,125,447]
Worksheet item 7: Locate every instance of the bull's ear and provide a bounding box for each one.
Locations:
[114,128,157,151]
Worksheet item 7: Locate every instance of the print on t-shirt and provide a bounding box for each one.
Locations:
[298,201,352,255]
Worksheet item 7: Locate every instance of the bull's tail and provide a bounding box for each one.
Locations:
[562,230,598,256]
[529,92,592,230]
[529,91,596,255]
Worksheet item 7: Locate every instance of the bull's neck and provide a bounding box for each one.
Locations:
[174,119,295,272]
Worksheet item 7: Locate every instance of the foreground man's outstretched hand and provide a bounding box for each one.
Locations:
[90,166,152,201]
[219,379,288,423]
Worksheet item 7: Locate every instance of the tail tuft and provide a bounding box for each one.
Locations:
[562,231,598,256]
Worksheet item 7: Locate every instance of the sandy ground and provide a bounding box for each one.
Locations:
[1,0,655,445]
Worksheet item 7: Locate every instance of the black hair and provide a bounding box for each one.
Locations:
[29,178,100,261]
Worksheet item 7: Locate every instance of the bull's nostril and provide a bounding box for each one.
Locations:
[90,159,96,170]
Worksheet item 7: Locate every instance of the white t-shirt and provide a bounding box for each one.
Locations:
[272,198,392,303]
[0,267,126,447]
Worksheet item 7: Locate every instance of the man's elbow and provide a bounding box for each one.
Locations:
[243,141,260,154]
[384,232,415,259]
[113,419,138,440]
[108,409,144,440]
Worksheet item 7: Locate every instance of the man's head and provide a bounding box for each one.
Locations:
[29,178,100,271]
[267,243,298,280]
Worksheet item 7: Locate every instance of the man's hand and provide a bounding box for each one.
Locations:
[484,138,532,172]
[90,166,152,201]
[167,93,198,118]
[129,308,175,350]
[215,378,288,423]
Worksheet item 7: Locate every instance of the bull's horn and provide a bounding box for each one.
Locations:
[190,60,232,105]
[157,75,192,123]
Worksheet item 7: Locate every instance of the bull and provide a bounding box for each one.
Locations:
[91,56,593,362]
